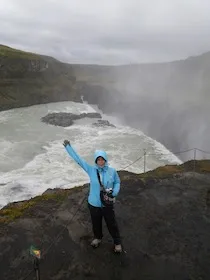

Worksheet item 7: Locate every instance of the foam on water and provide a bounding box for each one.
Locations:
[0,101,182,209]
[0,109,15,123]
[45,101,96,115]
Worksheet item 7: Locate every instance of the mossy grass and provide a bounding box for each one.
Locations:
[0,45,40,60]
[139,159,210,179]
[0,186,84,224]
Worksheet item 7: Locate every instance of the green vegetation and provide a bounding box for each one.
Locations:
[0,44,79,110]
[0,200,37,223]
[139,159,210,179]
[0,45,40,60]
[0,186,84,224]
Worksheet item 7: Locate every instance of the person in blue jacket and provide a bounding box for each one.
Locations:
[63,139,122,253]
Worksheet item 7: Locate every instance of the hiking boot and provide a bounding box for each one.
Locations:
[114,244,122,253]
[91,239,101,248]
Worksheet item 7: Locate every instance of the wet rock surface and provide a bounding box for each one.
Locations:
[1,162,210,280]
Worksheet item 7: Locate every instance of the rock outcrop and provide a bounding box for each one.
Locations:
[41,112,102,127]
[92,119,116,128]
[1,160,210,280]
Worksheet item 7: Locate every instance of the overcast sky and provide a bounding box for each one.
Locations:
[0,0,210,65]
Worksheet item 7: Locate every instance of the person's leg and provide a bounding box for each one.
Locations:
[102,206,121,248]
[88,203,103,246]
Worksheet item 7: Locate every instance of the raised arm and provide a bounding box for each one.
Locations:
[112,170,121,197]
[63,140,92,175]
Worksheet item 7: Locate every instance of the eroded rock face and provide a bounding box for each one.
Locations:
[41,112,102,127]
[1,165,210,280]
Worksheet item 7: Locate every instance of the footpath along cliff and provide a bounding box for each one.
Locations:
[1,160,210,280]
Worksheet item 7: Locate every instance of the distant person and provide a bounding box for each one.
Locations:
[63,139,122,253]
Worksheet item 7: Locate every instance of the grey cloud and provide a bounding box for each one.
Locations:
[0,0,210,64]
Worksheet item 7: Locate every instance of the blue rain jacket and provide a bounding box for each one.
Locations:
[64,144,120,207]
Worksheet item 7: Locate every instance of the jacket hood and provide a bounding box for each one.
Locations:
[94,150,108,163]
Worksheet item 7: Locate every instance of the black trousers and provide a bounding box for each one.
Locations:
[88,203,121,245]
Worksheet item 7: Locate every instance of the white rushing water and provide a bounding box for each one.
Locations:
[0,101,182,209]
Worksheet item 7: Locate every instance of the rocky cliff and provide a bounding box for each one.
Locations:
[73,55,210,157]
[0,45,80,111]
[1,160,210,280]
[0,45,210,156]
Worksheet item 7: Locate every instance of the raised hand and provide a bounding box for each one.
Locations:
[63,140,70,147]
